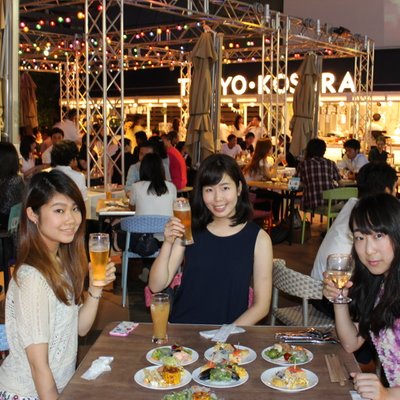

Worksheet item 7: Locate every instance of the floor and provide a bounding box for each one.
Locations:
[0,218,327,364]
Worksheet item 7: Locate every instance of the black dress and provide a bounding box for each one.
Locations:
[170,222,260,324]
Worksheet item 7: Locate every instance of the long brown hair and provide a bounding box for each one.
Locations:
[243,138,272,178]
[15,170,87,305]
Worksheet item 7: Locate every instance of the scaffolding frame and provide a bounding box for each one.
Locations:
[16,0,374,179]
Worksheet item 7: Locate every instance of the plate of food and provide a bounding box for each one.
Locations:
[146,344,199,366]
[192,361,248,388]
[162,385,220,399]
[134,362,191,390]
[204,342,256,365]
[260,366,318,393]
[262,343,313,366]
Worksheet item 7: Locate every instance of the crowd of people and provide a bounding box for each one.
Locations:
[0,108,399,399]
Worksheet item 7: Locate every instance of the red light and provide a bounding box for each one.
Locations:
[50,20,56,27]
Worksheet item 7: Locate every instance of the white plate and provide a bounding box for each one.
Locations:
[146,346,199,366]
[134,365,191,390]
[261,345,313,366]
[204,345,257,365]
[260,367,318,393]
[191,366,249,389]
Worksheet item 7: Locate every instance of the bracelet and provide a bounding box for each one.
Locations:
[88,289,102,300]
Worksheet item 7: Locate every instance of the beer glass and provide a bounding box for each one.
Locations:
[150,293,170,344]
[105,183,113,200]
[326,253,354,303]
[173,198,194,245]
[89,233,110,286]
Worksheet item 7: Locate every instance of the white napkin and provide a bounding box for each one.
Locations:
[81,356,114,380]
[199,324,245,341]
[350,390,367,400]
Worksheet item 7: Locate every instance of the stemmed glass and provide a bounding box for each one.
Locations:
[326,253,354,304]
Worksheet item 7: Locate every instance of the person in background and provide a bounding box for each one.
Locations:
[0,143,25,229]
[172,118,187,142]
[244,116,268,142]
[39,127,52,155]
[149,154,273,325]
[239,132,256,155]
[221,134,242,159]
[162,132,187,190]
[243,138,284,223]
[368,135,389,163]
[41,127,64,166]
[339,139,369,180]
[53,109,81,145]
[297,138,341,212]
[0,170,116,399]
[19,135,44,180]
[132,130,148,164]
[111,138,136,185]
[51,140,88,202]
[323,193,400,399]
[277,134,298,168]
[231,114,246,137]
[176,141,196,187]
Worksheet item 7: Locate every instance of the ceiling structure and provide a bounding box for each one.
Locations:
[19,0,372,72]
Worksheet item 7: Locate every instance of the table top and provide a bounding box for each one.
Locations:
[247,180,295,192]
[96,198,136,217]
[59,323,360,400]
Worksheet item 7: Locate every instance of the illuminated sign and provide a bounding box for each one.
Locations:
[179,71,355,96]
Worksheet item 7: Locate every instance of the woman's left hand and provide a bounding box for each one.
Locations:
[352,372,388,400]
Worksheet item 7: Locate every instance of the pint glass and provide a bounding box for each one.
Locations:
[89,233,110,286]
[173,198,194,245]
[150,293,170,344]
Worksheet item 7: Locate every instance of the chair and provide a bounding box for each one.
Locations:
[0,203,22,292]
[120,215,169,307]
[248,192,274,234]
[270,258,334,327]
[301,187,358,244]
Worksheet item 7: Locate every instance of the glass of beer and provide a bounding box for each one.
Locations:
[150,293,170,344]
[326,253,354,304]
[105,183,112,200]
[89,233,110,287]
[173,198,194,245]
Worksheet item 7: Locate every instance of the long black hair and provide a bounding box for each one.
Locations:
[349,193,400,337]
[0,142,20,180]
[139,153,168,196]
[192,153,252,231]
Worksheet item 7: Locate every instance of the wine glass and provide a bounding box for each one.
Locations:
[326,253,354,304]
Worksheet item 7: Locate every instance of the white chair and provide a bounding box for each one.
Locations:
[270,259,334,327]
[120,215,169,307]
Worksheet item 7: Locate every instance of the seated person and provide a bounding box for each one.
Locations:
[338,139,369,179]
[111,138,136,184]
[132,130,148,163]
[41,127,64,166]
[297,138,341,211]
[221,134,242,159]
[239,132,255,155]
[149,154,273,325]
[368,135,388,163]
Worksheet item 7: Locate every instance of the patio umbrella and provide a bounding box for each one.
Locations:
[186,32,217,166]
[0,0,4,136]
[20,71,39,134]
[289,53,319,157]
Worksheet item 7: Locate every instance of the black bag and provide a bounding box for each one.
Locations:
[270,221,289,244]
[131,233,159,257]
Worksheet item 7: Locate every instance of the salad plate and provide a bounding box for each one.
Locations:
[262,343,313,366]
[146,345,199,366]
[134,365,191,390]
[260,366,318,393]
[204,344,256,365]
[191,366,249,389]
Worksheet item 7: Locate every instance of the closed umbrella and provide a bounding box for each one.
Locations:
[186,32,217,166]
[289,53,319,157]
[20,71,39,134]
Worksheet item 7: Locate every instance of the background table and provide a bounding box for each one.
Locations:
[59,323,360,400]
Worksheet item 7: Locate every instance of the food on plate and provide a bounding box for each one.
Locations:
[264,343,309,364]
[143,358,184,387]
[162,385,218,400]
[198,361,247,382]
[270,366,309,389]
[209,342,250,364]
[151,344,193,364]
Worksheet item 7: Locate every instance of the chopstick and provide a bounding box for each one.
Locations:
[331,354,346,386]
[325,354,347,385]
[325,354,339,383]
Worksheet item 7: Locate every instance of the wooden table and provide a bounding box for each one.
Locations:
[59,323,359,399]
[96,198,136,231]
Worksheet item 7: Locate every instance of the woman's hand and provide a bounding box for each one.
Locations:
[164,217,185,244]
[322,271,353,301]
[352,372,389,400]
[88,260,116,289]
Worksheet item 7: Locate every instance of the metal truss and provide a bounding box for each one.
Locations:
[83,0,125,186]
[179,62,190,127]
